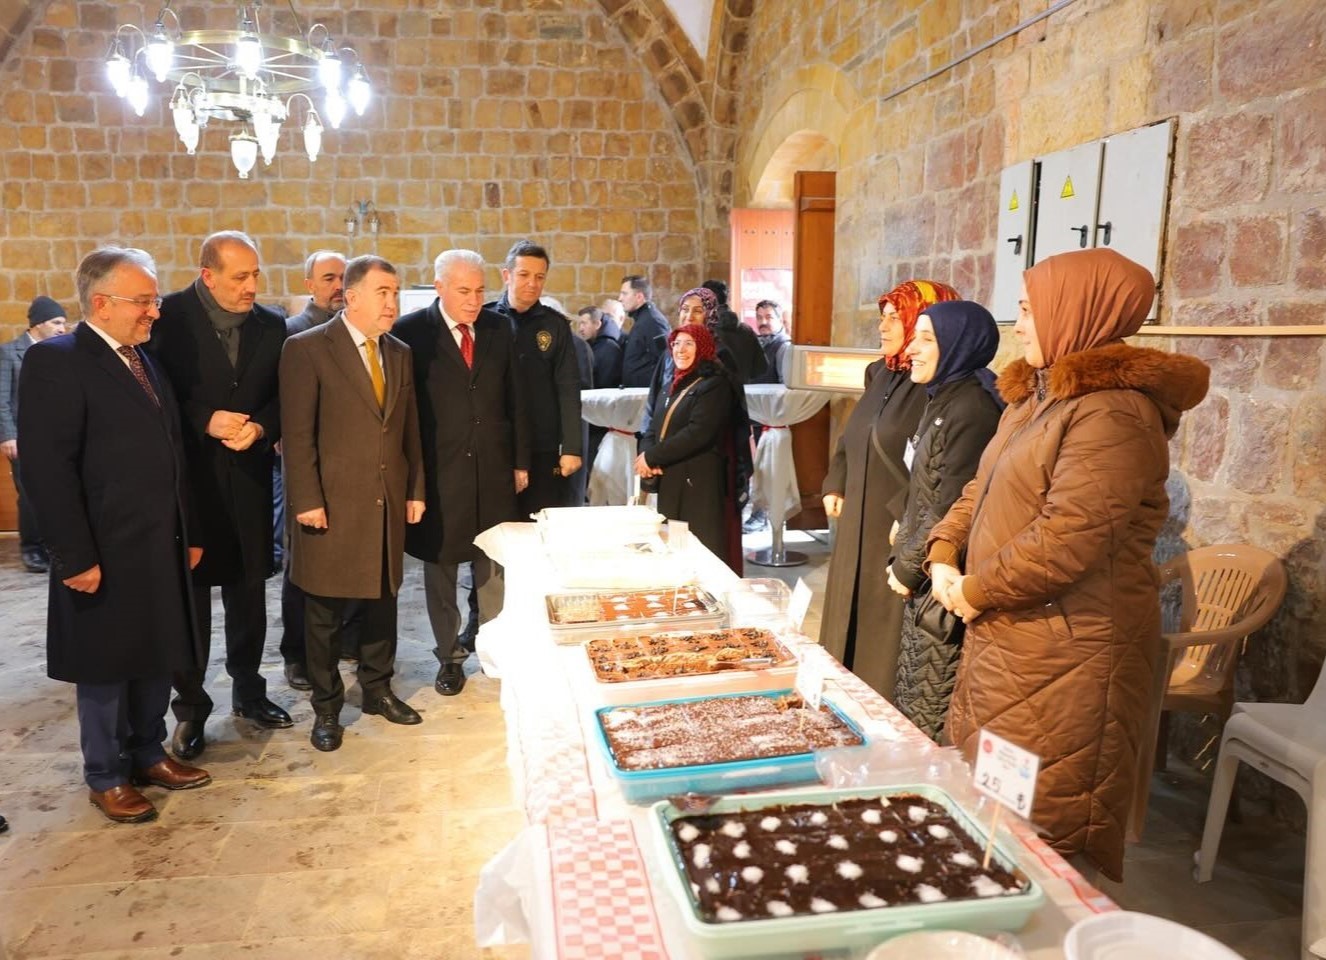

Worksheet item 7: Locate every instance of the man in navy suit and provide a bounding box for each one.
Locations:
[393,250,530,697]
[19,246,210,823]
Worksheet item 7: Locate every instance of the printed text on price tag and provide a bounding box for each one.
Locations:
[973,728,1039,818]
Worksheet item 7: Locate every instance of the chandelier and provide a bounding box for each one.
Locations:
[104,2,372,179]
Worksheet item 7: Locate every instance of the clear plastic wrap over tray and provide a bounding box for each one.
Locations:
[533,505,664,549]
[646,784,1045,960]
[724,578,793,630]
[544,586,726,644]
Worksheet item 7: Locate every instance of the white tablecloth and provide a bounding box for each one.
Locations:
[581,388,650,506]
[581,385,829,531]
[469,515,1114,959]
[743,384,829,531]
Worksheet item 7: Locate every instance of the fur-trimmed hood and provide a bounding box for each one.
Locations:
[997,343,1209,435]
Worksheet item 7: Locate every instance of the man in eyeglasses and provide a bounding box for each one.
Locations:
[19,246,211,823]
[148,230,292,761]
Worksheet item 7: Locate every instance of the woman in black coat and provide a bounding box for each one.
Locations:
[819,280,960,696]
[636,318,748,571]
[888,300,1003,741]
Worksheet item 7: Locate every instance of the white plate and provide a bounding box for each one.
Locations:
[1064,911,1243,960]
[865,930,1023,960]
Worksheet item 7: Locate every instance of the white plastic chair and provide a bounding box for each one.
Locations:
[1195,657,1326,960]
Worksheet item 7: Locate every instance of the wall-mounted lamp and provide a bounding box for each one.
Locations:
[344,199,381,237]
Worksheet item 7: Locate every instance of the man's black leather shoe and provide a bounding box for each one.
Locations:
[310,714,342,752]
[283,661,312,691]
[0,814,9,834]
[21,550,48,573]
[362,693,422,725]
[171,720,206,760]
[232,698,294,729]
[434,662,466,696]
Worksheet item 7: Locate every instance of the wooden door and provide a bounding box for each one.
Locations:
[788,171,835,530]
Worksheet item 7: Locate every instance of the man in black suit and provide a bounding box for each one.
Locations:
[618,274,670,388]
[485,240,582,515]
[149,230,291,760]
[20,246,211,823]
[394,249,530,697]
[0,296,68,573]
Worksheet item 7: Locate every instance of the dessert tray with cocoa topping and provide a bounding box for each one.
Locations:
[592,690,866,803]
[648,785,1044,958]
[585,628,794,682]
[544,586,725,642]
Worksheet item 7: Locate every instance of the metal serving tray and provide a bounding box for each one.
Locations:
[544,586,726,644]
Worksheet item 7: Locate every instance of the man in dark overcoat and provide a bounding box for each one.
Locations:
[394,249,531,697]
[19,246,211,823]
[150,229,291,760]
[485,240,582,515]
[281,255,427,751]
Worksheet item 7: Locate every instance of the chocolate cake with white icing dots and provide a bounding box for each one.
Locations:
[668,794,1028,923]
[546,586,717,625]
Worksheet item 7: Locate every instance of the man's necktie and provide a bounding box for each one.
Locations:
[364,338,385,409]
[117,346,159,406]
[458,322,474,369]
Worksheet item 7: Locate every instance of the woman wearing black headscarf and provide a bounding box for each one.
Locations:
[887,301,1004,741]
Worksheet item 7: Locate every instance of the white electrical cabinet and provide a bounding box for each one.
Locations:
[1032,141,1104,263]
[1096,119,1175,319]
[992,120,1175,323]
[991,160,1035,324]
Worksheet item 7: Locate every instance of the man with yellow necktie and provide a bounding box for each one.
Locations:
[279,255,426,751]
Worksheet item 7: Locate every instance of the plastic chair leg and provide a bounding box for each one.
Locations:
[1195,741,1241,883]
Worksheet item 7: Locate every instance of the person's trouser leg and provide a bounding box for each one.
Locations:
[474,554,505,628]
[123,676,171,772]
[222,579,268,706]
[171,586,215,724]
[423,560,463,665]
[304,593,347,717]
[12,456,43,556]
[356,585,398,700]
[77,681,131,791]
[271,462,285,568]
[279,566,306,667]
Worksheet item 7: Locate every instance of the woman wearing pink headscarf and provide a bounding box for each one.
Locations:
[927,248,1209,879]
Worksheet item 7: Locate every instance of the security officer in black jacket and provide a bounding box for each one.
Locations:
[486,240,583,514]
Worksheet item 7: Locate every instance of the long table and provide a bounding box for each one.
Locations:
[471,518,1115,958]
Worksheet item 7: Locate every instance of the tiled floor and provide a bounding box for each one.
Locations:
[0,527,1307,959]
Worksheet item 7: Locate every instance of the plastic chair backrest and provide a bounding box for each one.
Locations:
[1159,544,1287,701]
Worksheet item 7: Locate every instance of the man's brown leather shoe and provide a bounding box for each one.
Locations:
[89,784,157,823]
[131,758,212,791]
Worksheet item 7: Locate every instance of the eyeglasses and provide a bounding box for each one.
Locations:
[97,293,163,309]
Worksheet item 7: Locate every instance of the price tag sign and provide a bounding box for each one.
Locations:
[795,648,825,710]
[973,728,1039,818]
[788,577,813,633]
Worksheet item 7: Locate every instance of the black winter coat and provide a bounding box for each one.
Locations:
[589,333,623,388]
[713,315,768,384]
[20,325,203,683]
[891,375,1002,741]
[149,285,286,585]
[487,294,582,456]
[394,302,531,565]
[621,301,670,387]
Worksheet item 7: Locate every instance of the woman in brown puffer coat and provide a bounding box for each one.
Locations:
[925,248,1209,881]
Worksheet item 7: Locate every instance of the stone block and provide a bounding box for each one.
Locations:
[1260,337,1322,392]
[1150,35,1213,115]
[1019,72,1108,156]
[1180,111,1273,211]
[1267,301,1326,328]
[1228,215,1286,287]
[1224,396,1290,494]
[923,129,966,193]
[1217,6,1326,104]
[1172,308,1262,390]
[1291,210,1326,289]
[1290,393,1326,501]
[1277,87,1326,194]
[1182,392,1227,482]
[1169,219,1226,297]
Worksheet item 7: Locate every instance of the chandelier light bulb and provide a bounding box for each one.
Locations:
[236,32,262,80]
[253,109,280,165]
[318,46,341,89]
[324,89,346,130]
[302,112,323,162]
[145,25,174,83]
[180,117,200,154]
[347,67,371,117]
[230,130,259,179]
[128,73,150,117]
[105,41,131,97]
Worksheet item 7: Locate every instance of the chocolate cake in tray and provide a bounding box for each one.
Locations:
[648,785,1045,958]
[585,627,794,682]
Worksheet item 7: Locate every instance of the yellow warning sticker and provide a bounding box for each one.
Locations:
[1060,176,1075,199]
[1009,190,1019,212]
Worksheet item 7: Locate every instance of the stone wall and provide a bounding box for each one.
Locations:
[733,0,1326,804]
[0,0,707,330]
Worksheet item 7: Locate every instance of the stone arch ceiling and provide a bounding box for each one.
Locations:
[0,0,743,268]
